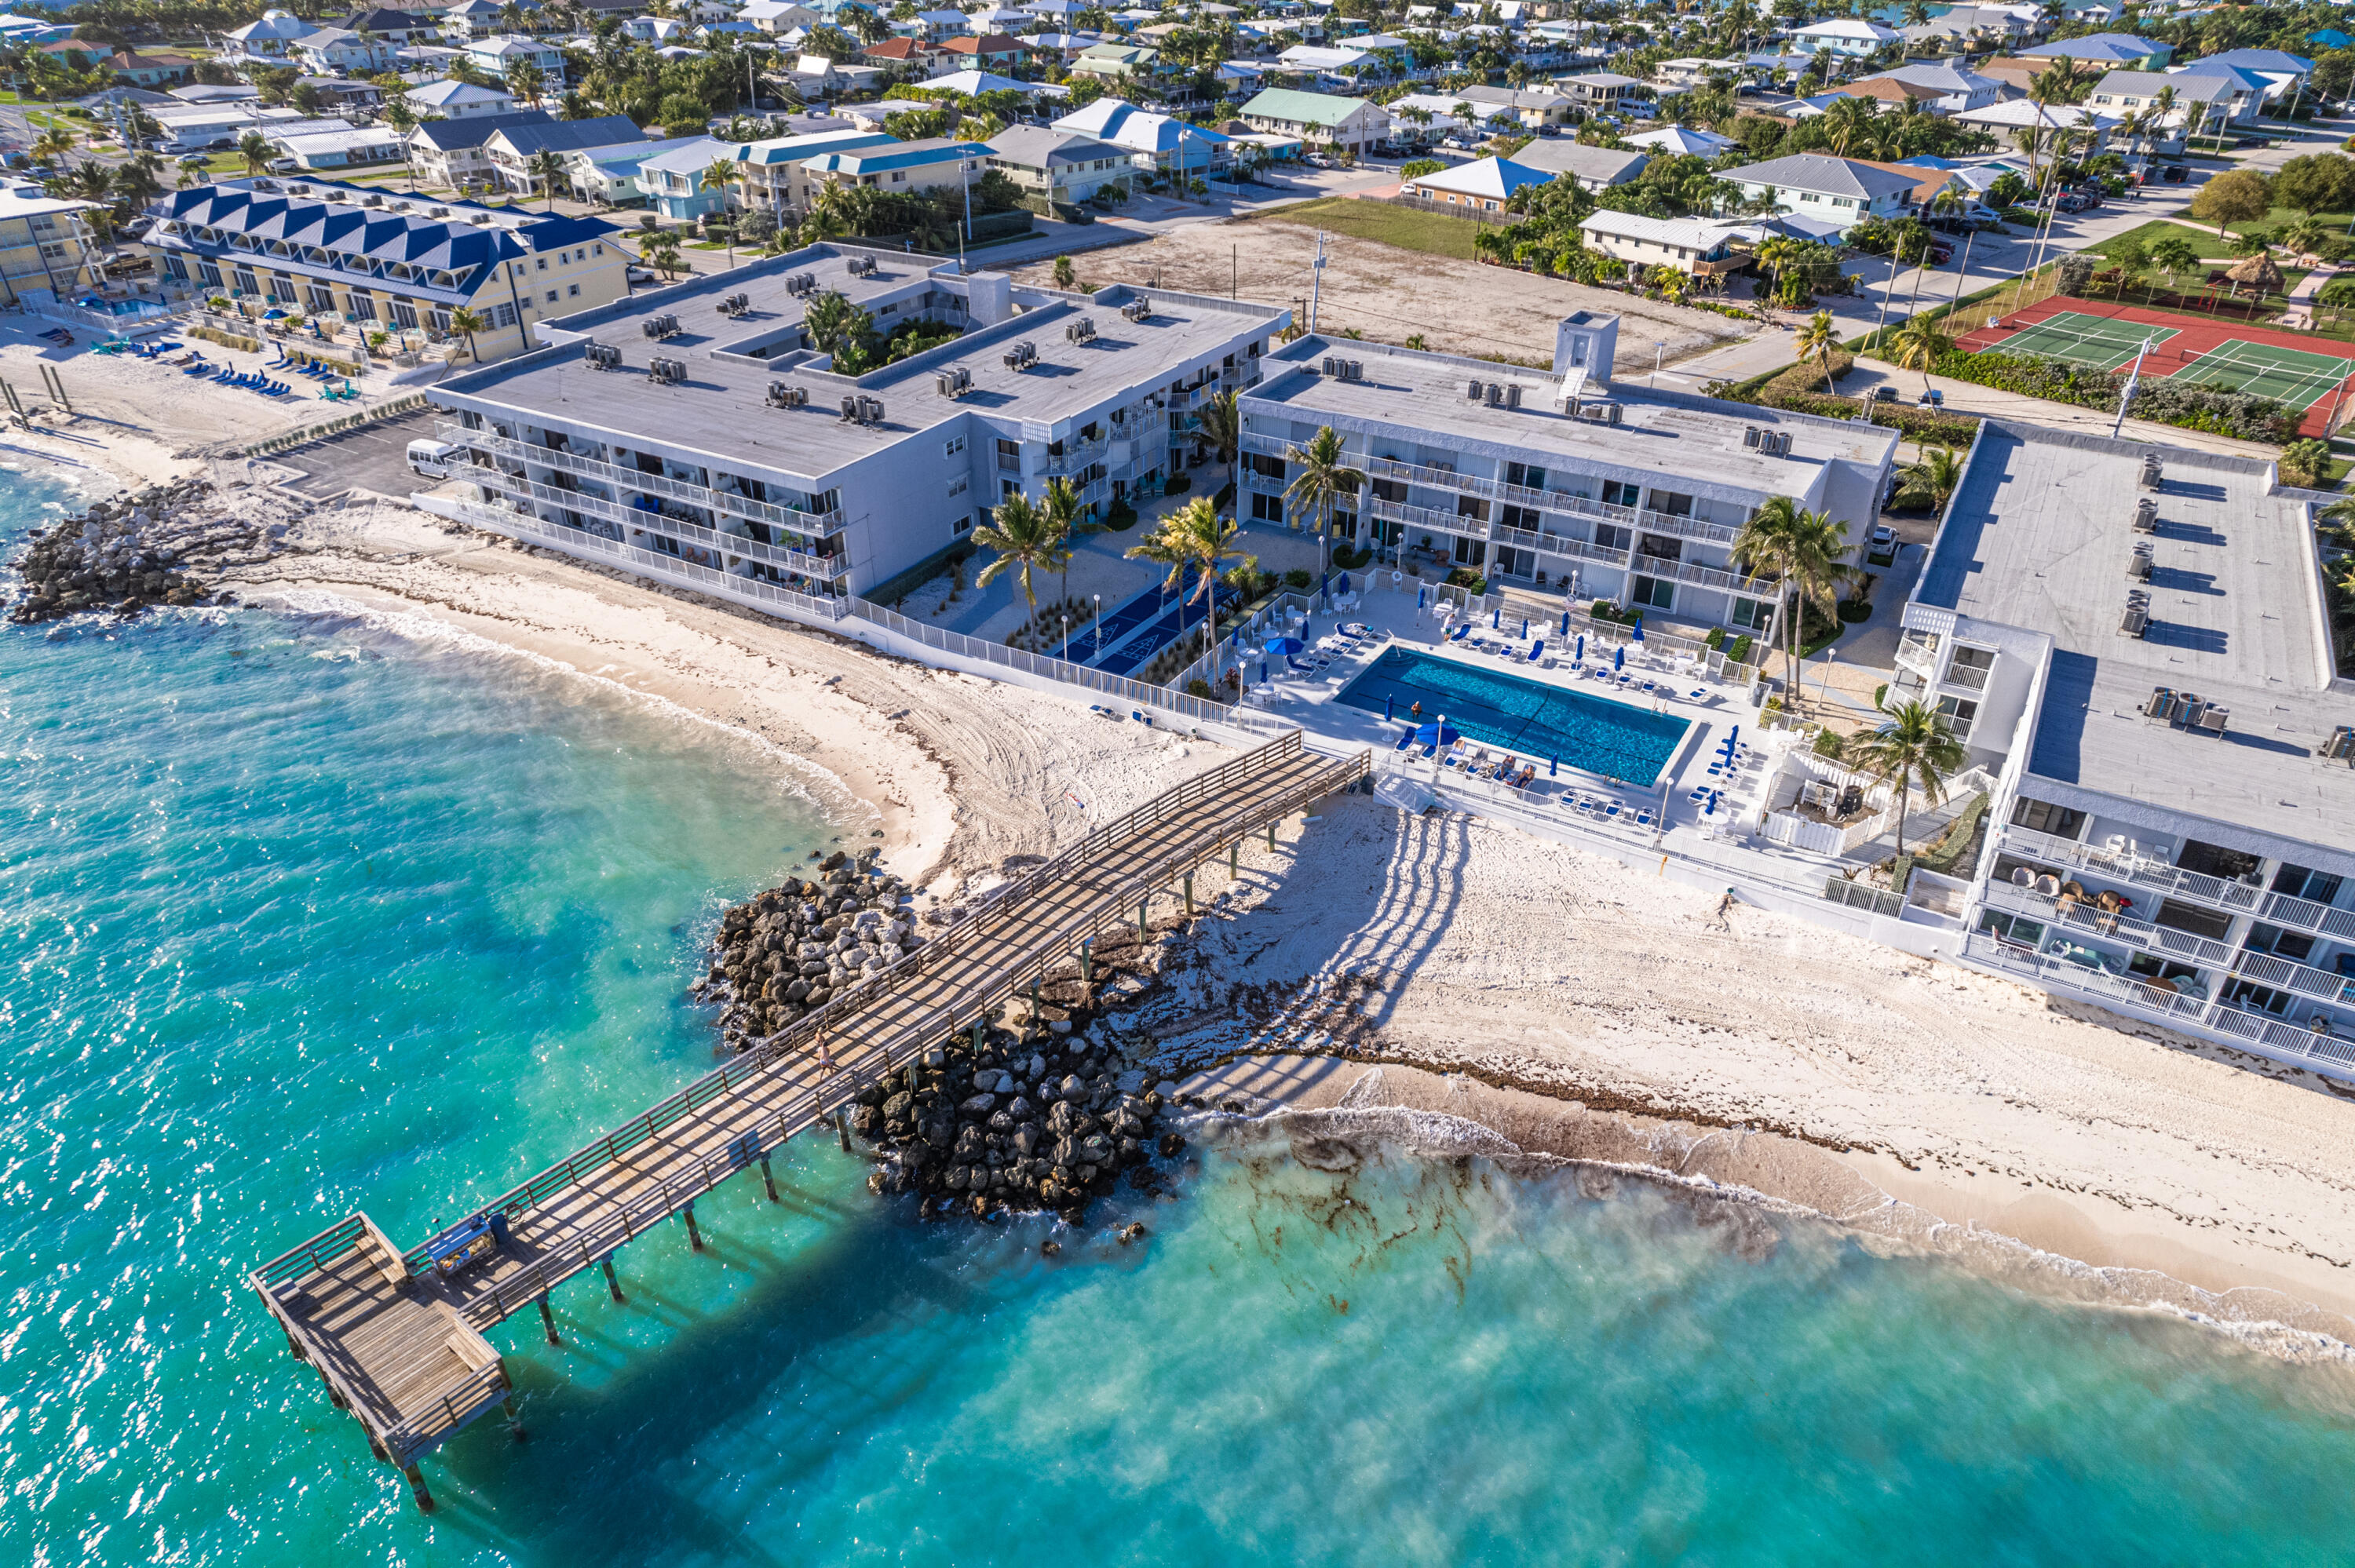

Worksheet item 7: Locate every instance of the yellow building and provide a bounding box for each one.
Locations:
[0,181,105,308]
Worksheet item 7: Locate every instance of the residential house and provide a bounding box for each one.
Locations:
[1871,60,2001,114]
[563,134,715,206]
[437,0,511,39]
[2087,69,2233,154]
[938,34,1031,71]
[907,8,973,40]
[623,15,692,43]
[1898,5,2028,53]
[1852,158,1960,210]
[106,49,198,88]
[149,174,625,356]
[1070,42,1163,82]
[1975,54,2105,97]
[1237,86,1390,153]
[1623,125,1733,157]
[633,137,739,220]
[342,9,440,46]
[1954,98,2119,148]
[2165,60,2276,124]
[484,115,646,196]
[1554,71,1645,115]
[270,123,407,170]
[1576,210,1751,279]
[1652,57,1737,90]
[406,109,551,189]
[2192,47,2316,107]
[1722,152,1920,232]
[985,125,1134,205]
[292,26,400,75]
[739,1,826,33]
[465,34,568,85]
[1397,154,1550,213]
[1385,91,1513,140]
[403,78,517,120]
[1456,83,1576,129]
[221,9,320,59]
[1786,18,1902,57]
[859,36,951,75]
[1816,76,1946,113]
[1509,139,1648,191]
[1053,97,1232,176]
[2019,32,2171,71]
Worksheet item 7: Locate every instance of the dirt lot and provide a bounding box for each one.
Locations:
[1010,209,1756,368]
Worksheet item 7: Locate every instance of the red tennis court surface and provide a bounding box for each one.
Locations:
[1952,296,2355,437]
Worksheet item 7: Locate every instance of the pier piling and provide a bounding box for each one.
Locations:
[601,1255,623,1301]
[682,1202,703,1251]
[1229,841,1238,880]
[761,1153,780,1201]
[537,1295,560,1346]
[403,1464,434,1514]
[1137,895,1148,940]
[503,1395,528,1442]
[1079,936,1094,985]
[1182,873,1194,917]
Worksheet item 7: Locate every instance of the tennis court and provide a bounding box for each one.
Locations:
[1987,310,2179,370]
[2161,337,2355,409]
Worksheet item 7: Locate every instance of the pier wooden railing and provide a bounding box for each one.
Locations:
[400,729,1357,1274]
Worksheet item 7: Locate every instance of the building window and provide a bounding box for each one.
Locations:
[1601,479,1639,508]
[1596,522,1633,553]
[1629,576,1674,611]
[2273,864,2346,906]
[2178,840,2262,882]
[1451,536,1485,567]
[493,301,517,326]
[2244,924,2317,964]
[1001,477,1021,499]
[1250,491,1283,523]
[568,283,579,297]
[1977,908,2044,949]
[1729,596,1772,632]
[944,436,966,458]
[2009,796,2084,839]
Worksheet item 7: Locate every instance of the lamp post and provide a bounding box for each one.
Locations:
[1092,592,1101,655]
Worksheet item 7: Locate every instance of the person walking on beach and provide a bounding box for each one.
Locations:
[1714,888,1736,930]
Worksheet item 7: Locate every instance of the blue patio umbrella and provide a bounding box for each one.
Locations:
[1613,645,1625,672]
[1319,570,1330,603]
[1337,573,1351,594]
[1383,694,1394,721]
[1491,605,1500,629]
[1265,635,1305,656]
[1417,585,1428,609]
[1632,618,1646,644]
[1549,753,1558,776]
[1560,610,1570,638]
[1520,618,1528,639]
[1575,633,1585,662]
[1413,720,1462,748]
[1704,793,1718,817]
[1258,659,1268,684]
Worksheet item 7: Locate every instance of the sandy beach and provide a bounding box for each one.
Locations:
[24,377,2355,1351]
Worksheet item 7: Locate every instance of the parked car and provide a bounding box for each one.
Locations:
[1867,523,1899,561]
[2160,165,2189,184]
[1916,388,1944,408]
[2054,193,2087,213]
[177,152,211,167]
[1928,242,1955,265]
[406,439,464,480]
[1870,385,1897,403]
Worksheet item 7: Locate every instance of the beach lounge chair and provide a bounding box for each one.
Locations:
[1286,656,1316,676]
[1526,641,1545,662]
[1395,731,1417,751]
[1602,800,1623,820]
[1634,808,1655,828]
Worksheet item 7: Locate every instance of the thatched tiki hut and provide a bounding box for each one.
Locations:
[2224,251,2284,300]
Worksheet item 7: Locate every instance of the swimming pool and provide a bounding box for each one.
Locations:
[1338,647,1692,787]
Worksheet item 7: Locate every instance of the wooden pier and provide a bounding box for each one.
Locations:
[249,730,1367,1508]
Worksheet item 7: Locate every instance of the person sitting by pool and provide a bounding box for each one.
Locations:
[1410,701,1423,718]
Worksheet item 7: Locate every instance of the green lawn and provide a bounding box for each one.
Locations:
[1244,195,1483,261]
[2089,219,2244,261]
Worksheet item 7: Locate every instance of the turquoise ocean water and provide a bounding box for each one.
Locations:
[5,468,2355,1566]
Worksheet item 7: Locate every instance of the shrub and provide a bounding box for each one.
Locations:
[2129,377,2294,443]
[1813,728,1846,760]
[1104,498,1139,531]
[1445,567,1487,594]
[1166,472,1192,494]
[1873,682,1889,710]
[1185,678,1214,698]
[1400,158,1444,178]
[1705,626,1725,651]
[1725,633,1754,665]
[1765,349,1854,400]
[1283,567,1313,589]
[1837,600,1871,622]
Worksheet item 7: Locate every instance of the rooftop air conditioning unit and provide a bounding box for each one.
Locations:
[1502,381,1521,408]
[935,365,972,398]
[845,255,876,277]
[2129,540,2154,580]
[584,341,622,370]
[1321,356,1338,376]
[2133,496,2157,532]
[859,395,884,424]
[1123,299,1152,323]
[2325,724,2355,760]
[1003,340,1038,370]
[648,356,687,385]
[2193,704,2229,737]
[840,393,863,422]
[1743,426,1762,449]
[2122,591,2149,639]
[766,381,808,408]
[2140,453,2163,492]
[361,192,384,206]
[1755,428,1788,455]
[1465,378,1485,401]
[428,206,449,219]
[1065,318,1097,344]
[2145,687,2176,720]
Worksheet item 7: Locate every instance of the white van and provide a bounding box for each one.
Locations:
[407,439,463,479]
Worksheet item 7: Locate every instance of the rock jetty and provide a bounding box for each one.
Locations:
[6,478,299,625]
[696,845,922,1051]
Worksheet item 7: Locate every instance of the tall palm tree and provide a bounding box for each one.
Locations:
[1783,507,1855,713]
[447,304,489,362]
[1887,312,1952,392]
[1795,308,1841,396]
[1041,475,1087,609]
[238,129,274,177]
[30,124,75,166]
[1126,496,1247,675]
[1281,423,1361,575]
[1846,700,1966,856]
[701,156,742,260]
[973,491,1061,647]
[1733,494,1802,686]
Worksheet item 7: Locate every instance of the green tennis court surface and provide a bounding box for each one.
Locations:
[1989,311,2178,370]
[2163,338,2355,410]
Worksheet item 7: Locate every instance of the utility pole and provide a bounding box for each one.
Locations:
[1308,228,1325,333]
[1944,226,1977,315]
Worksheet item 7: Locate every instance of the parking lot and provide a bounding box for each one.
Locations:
[267,407,442,501]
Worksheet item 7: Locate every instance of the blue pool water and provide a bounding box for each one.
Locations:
[1338,645,1691,786]
[13,465,2355,1566]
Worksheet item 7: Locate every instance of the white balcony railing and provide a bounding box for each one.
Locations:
[1980,879,2238,970]
[444,498,850,622]
[446,423,842,538]
[483,473,843,580]
[2001,826,2355,939]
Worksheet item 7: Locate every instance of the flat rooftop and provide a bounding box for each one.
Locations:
[438,246,1283,480]
[1921,424,2353,845]
[1247,337,1897,498]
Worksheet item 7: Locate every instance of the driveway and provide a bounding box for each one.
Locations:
[264,407,443,501]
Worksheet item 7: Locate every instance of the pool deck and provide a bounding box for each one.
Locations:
[1221,582,1956,910]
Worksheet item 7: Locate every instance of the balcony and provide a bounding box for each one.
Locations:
[1981,879,2236,970]
[1633,508,1743,548]
[2225,947,2355,1006]
[1962,930,2215,1024]
[445,498,849,623]
[445,425,841,538]
[483,473,843,580]
[2000,826,2355,939]
[1941,658,1992,692]
[1041,436,1109,475]
[1655,556,1774,596]
[1893,633,1940,684]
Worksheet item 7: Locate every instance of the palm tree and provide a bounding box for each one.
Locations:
[1795,308,1841,396]
[1846,700,1966,857]
[701,156,742,260]
[30,124,75,166]
[973,491,1061,647]
[1196,387,1240,498]
[1783,507,1855,713]
[1733,494,1802,689]
[1281,424,1361,575]
[640,227,683,280]
[447,304,490,362]
[236,130,275,177]
[1126,496,1247,674]
[1052,253,1077,290]
[1894,440,1963,514]
[1041,475,1087,607]
[529,148,567,210]
[1887,313,1952,392]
